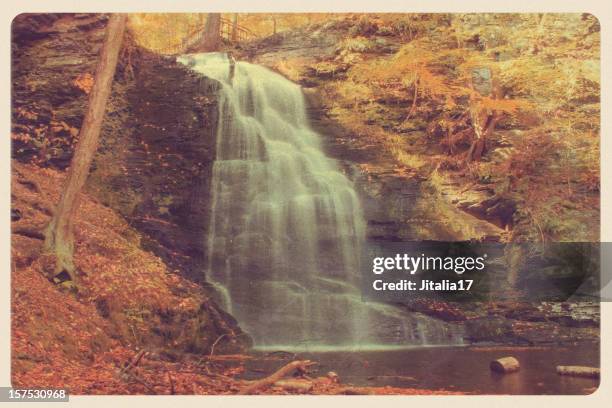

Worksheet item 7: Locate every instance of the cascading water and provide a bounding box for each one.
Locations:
[179,53,463,350]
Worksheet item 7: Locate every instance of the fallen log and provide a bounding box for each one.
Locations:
[273,379,314,393]
[238,360,313,395]
[490,357,520,373]
[556,365,600,379]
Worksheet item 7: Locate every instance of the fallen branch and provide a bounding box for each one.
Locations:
[167,371,175,395]
[204,354,253,361]
[368,375,417,382]
[128,372,157,394]
[264,350,296,359]
[121,349,147,375]
[209,334,226,358]
[238,360,313,395]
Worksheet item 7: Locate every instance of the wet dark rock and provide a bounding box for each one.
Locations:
[465,317,518,344]
[13,13,220,285]
[540,302,600,327]
[456,194,517,229]
[115,56,219,284]
[402,299,467,322]
[150,300,252,355]
[462,300,599,345]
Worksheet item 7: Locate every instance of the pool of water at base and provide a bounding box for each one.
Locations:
[241,344,600,395]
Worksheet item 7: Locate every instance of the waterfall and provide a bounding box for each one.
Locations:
[179,53,463,350]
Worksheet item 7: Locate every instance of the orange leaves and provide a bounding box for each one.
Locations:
[10,162,221,393]
[12,103,81,166]
[416,68,453,100]
[350,41,454,106]
[74,73,94,94]
[49,120,80,142]
[479,96,530,115]
[11,132,32,143]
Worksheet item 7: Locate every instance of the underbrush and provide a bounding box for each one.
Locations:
[286,13,600,241]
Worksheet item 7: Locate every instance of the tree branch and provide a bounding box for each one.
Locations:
[238,360,314,395]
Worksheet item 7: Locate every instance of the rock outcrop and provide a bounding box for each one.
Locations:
[11,13,248,355]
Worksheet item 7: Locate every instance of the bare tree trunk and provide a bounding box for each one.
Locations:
[231,14,238,42]
[532,13,547,54]
[273,18,277,35]
[466,111,499,162]
[201,13,221,51]
[44,14,127,285]
[404,75,419,121]
[466,68,501,162]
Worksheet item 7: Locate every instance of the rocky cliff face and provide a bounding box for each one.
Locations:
[305,89,503,243]
[12,13,223,284]
[12,14,110,168]
[11,13,249,353]
[92,55,220,284]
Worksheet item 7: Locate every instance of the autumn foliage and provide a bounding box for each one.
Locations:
[12,162,235,393]
[265,13,599,241]
[10,13,600,395]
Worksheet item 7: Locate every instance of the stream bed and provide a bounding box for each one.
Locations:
[241,345,600,394]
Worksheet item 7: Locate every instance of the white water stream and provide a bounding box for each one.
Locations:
[179,53,463,350]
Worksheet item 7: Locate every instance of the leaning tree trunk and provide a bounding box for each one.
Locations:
[201,13,222,51]
[44,14,127,285]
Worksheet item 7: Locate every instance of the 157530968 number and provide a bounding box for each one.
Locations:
[1,388,69,402]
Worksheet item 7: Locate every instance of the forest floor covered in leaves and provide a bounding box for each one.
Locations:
[11,161,238,394]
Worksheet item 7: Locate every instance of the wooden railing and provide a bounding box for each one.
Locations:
[154,18,256,56]
[220,17,255,43]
